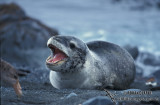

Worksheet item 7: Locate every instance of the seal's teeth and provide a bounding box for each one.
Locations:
[53,54,56,59]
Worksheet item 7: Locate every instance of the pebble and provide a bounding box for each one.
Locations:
[66,92,78,99]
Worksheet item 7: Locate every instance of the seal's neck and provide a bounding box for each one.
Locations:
[83,50,97,70]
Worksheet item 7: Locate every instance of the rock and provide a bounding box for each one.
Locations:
[153,70,160,81]
[139,52,160,66]
[151,70,160,90]
[0,3,58,67]
[66,92,78,99]
[111,0,160,10]
[157,2,160,9]
[82,96,114,105]
[135,52,160,79]
[123,45,139,60]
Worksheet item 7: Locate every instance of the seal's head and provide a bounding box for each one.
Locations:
[46,36,88,73]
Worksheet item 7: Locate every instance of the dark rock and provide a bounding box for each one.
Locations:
[151,86,160,91]
[157,2,160,9]
[123,45,139,60]
[139,52,160,66]
[111,0,160,10]
[153,70,160,81]
[0,3,58,51]
[152,70,160,90]
[0,3,58,67]
[0,3,25,23]
[82,96,114,105]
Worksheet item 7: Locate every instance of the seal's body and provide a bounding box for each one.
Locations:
[46,36,135,90]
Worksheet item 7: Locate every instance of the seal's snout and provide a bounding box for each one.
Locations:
[46,43,68,65]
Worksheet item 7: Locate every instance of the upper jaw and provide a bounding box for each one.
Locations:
[47,38,69,56]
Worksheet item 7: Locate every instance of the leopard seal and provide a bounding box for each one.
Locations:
[46,35,135,90]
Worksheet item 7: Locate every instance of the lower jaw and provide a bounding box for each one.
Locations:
[46,63,64,72]
[46,55,67,63]
[46,58,66,66]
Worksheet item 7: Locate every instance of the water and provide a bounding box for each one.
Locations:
[1,0,160,55]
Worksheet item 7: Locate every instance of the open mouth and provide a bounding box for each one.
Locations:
[46,44,68,65]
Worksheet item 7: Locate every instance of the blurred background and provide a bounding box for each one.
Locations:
[0,0,160,75]
[1,0,160,52]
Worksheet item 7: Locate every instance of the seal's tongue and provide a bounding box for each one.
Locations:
[49,48,67,63]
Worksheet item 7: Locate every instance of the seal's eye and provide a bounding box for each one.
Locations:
[70,43,76,49]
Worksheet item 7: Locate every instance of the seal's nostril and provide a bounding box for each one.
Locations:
[48,44,54,49]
